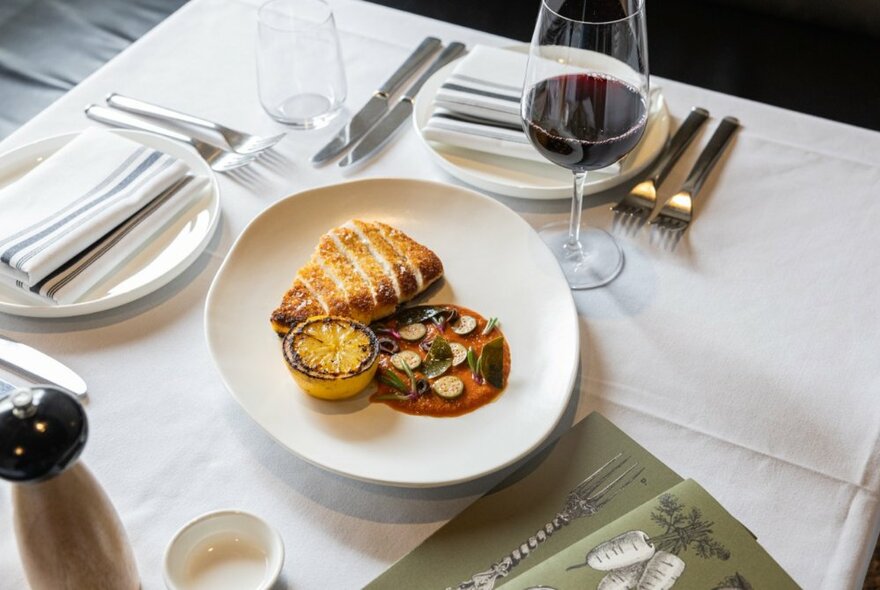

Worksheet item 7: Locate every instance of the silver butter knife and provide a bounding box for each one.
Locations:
[311,36,442,165]
[339,41,467,168]
[0,336,87,398]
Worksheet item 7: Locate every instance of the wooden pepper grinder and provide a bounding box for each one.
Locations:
[0,386,140,589]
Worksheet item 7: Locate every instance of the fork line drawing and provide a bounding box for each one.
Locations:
[448,453,644,590]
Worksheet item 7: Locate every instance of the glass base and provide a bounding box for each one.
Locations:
[539,221,624,289]
[264,94,341,129]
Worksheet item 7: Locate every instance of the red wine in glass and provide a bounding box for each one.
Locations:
[524,73,647,172]
[522,0,649,289]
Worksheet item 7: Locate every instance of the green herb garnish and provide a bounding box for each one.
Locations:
[378,365,426,401]
[400,362,417,391]
[468,348,477,375]
[479,337,504,388]
[379,369,409,395]
[423,336,453,378]
[481,316,499,336]
[394,305,451,326]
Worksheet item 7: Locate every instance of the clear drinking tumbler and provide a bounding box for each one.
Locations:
[257,0,347,128]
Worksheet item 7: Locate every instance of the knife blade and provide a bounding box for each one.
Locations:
[311,36,442,165]
[340,42,467,168]
[0,336,87,398]
[0,375,87,401]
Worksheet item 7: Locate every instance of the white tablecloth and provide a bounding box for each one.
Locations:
[1,1,879,588]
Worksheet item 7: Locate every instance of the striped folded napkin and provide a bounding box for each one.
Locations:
[432,45,524,126]
[0,128,197,303]
[425,107,551,165]
[424,45,620,173]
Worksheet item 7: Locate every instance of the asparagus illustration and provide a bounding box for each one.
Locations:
[448,453,643,590]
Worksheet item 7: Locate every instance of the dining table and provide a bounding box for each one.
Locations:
[0,0,879,588]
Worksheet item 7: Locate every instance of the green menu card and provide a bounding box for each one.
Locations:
[497,479,798,589]
[367,413,684,589]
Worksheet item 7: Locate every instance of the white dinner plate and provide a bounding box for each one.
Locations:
[0,130,220,318]
[205,178,579,487]
[412,45,671,200]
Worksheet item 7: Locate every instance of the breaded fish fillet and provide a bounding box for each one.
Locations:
[271,221,443,334]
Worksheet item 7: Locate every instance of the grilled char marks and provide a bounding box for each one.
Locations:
[351,220,420,298]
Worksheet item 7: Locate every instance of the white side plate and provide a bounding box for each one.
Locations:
[204,178,579,487]
[0,130,220,318]
[412,45,671,200]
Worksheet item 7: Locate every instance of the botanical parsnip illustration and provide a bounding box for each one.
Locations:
[564,493,730,590]
[449,453,644,590]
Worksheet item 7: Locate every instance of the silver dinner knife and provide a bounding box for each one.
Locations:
[311,36,442,165]
[0,336,87,398]
[339,41,467,168]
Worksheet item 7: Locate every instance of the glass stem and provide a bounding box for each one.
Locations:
[567,171,588,250]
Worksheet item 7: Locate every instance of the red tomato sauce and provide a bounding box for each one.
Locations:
[370,305,510,417]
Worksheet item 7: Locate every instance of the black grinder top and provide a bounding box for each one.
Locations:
[0,387,87,483]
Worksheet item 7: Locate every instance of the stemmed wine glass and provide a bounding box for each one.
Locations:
[522,0,649,289]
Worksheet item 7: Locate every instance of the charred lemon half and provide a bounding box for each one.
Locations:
[282,316,379,400]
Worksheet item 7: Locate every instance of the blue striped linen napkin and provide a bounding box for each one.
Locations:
[0,128,189,291]
[423,45,619,174]
[0,174,207,304]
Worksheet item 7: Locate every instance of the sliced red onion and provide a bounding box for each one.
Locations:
[377,337,399,355]
[373,327,402,340]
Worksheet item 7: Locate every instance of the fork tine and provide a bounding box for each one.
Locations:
[611,208,632,234]
[571,453,630,498]
[587,460,637,501]
[626,214,640,233]
[612,200,652,237]
[660,228,674,250]
[262,133,287,145]
[213,153,259,172]
[629,215,647,236]
[649,222,665,246]
[570,453,623,492]
[591,465,644,510]
[653,219,683,250]
[629,209,647,236]
[243,135,285,151]
[619,211,634,234]
[611,211,625,234]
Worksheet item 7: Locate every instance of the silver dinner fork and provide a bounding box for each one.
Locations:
[651,116,741,240]
[612,107,709,233]
[106,93,285,154]
[85,105,259,173]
